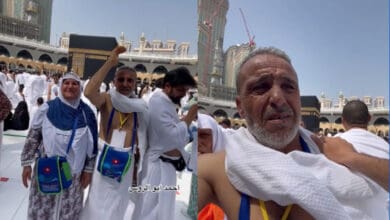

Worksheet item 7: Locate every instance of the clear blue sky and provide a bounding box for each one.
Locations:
[225,0,389,103]
[50,0,197,54]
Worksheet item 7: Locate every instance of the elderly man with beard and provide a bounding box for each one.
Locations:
[198,47,388,220]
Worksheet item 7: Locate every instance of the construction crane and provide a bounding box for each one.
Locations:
[239,8,255,47]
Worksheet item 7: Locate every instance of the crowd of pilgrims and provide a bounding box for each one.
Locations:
[0,68,196,128]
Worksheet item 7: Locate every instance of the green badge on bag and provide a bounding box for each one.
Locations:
[61,161,72,181]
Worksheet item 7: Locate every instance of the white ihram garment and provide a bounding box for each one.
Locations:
[335,128,389,159]
[81,140,135,220]
[29,75,45,106]
[82,89,149,220]
[134,90,189,220]
[226,127,388,219]
[335,128,389,218]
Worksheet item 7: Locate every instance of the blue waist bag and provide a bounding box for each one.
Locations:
[36,156,72,194]
[97,144,131,182]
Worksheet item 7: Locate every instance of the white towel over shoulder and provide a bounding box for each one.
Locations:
[225,127,388,220]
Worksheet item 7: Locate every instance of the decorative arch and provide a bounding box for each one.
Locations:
[233,112,241,118]
[0,46,10,56]
[152,65,168,74]
[38,54,53,63]
[57,57,68,65]
[134,64,147,73]
[16,50,33,60]
[334,117,342,124]
[319,117,329,123]
[373,117,389,126]
[213,109,228,118]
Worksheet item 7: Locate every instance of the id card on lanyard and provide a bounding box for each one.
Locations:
[108,108,129,148]
[110,129,126,147]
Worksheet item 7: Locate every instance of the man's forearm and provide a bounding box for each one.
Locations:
[84,61,114,98]
[345,153,389,192]
[84,46,125,99]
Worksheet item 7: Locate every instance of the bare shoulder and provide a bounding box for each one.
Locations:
[198,151,226,179]
[198,151,242,219]
[199,151,226,163]
[85,88,110,109]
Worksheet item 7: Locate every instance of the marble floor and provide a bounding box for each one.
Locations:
[0,129,193,220]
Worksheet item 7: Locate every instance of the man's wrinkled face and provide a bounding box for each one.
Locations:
[236,54,301,149]
[114,69,137,96]
[198,128,213,154]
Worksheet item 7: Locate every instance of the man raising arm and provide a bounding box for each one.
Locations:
[82,46,149,220]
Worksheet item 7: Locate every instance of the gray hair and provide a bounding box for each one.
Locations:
[115,65,136,75]
[236,47,293,93]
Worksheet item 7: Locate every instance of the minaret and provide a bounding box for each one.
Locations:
[210,39,223,85]
[139,33,146,54]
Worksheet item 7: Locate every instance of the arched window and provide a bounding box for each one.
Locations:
[319,117,329,123]
[16,50,33,59]
[0,46,10,56]
[233,112,241,119]
[57,57,68,65]
[373,117,389,126]
[38,54,53,63]
[134,64,147,73]
[213,109,228,118]
[152,65,168,74]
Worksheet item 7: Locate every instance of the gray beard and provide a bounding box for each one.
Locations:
[246,116,299,150]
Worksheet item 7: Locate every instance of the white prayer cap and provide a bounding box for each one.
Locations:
[61,72,81,83]
[198,113,225,152]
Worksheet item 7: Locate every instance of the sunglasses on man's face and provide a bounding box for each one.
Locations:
[116,78,134,83]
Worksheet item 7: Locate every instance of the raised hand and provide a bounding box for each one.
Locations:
[107,46,127,66]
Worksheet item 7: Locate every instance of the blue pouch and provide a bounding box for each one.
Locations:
[36,156,72,194]
[97,144,131,182]
[98,111,137,183]
[35,109,80,194]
